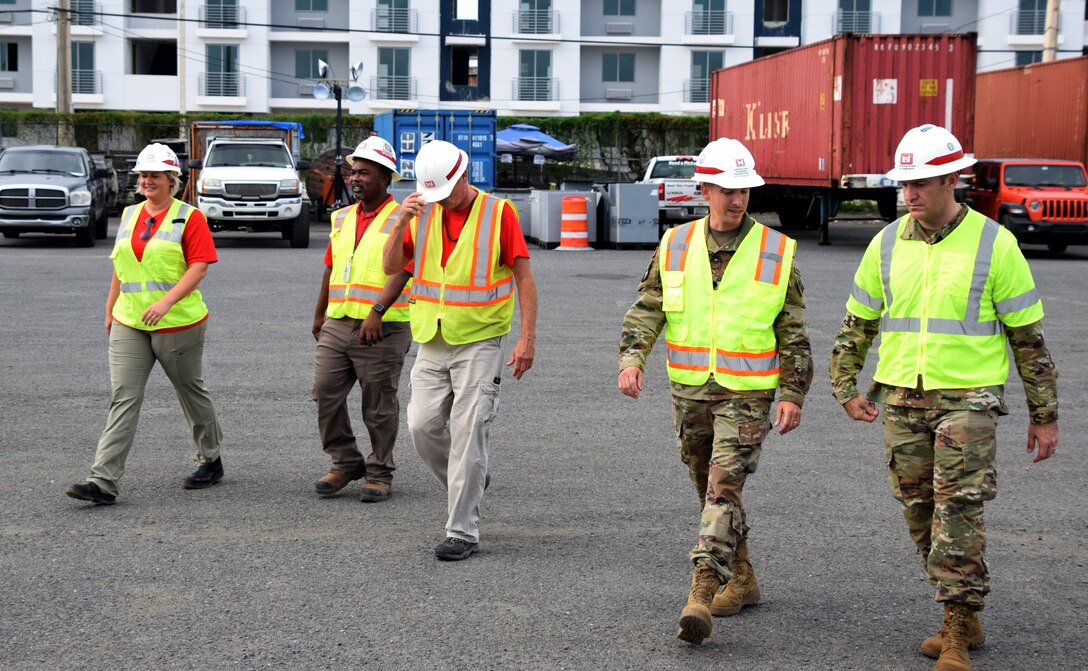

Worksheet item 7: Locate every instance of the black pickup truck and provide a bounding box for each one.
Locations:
[0,145,110,246]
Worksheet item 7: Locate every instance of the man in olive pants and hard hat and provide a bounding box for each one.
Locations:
[619,137,813,645]
[383,140,538,561]
[830,124,1059,671]
[312,136,413,502]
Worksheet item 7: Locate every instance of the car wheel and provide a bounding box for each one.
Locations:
[288,213,310,248]
[95,208,109,239]
[75,220,97,247]
[1047,242,1068,254]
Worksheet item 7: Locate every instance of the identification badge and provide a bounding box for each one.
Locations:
[343,261,352,283]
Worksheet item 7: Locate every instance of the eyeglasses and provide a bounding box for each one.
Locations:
[140,216,155,241]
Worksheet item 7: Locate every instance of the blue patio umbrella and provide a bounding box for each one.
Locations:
[497,124,577,161]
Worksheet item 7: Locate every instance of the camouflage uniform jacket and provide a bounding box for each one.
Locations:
[829,206,1059,424]
[619,215,813,405]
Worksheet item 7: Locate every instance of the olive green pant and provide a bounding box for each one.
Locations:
[883,406,998,609]
[89,322,222,497]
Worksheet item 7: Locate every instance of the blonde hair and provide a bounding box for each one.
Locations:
[137,171,181,199]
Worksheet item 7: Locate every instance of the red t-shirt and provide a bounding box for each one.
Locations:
[130,204,218,265]
[400,190,530,269]
[124,203,217,332]
[323,195,394,268]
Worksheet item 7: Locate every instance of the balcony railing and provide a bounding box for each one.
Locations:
[71,0,99,26]
[370,75,416,100]
[837,10,879,33]
[372,7,417,33]
[72,69,101,94]
[1011,9,1058,36]
[200,4,245,29]
[685,10,733,35]
[514,76,557,102]
[513,10,557,34]
[201,71,245,97]
[684,78,710,104]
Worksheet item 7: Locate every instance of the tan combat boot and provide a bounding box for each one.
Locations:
[920,604,985,658]
[677,564,722,645]
[710,541,761,616]
[934,603,977,671]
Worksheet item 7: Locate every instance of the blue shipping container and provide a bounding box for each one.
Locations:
[373,110,496,193]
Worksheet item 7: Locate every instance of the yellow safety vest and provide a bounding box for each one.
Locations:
[846,208,1044,389]
[408,191,515,345]
[659,217,794,389]
[326,200,411,321]
[110,199,208,331]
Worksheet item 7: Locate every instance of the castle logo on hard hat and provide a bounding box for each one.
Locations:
[899,153,914,166]
[424,179,436,188]
[736,158,745,167]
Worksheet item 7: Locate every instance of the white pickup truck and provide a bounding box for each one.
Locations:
[639,155,709,226]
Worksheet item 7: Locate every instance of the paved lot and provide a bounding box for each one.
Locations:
[1,218,1085,670]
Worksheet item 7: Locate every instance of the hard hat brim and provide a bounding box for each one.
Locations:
[692,173,765,189]
[347,155,402,182]
[885,155,976,182]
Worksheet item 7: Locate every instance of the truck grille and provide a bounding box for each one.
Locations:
[0,187,67,209]
[1041,199,1088,221]
[224,183,278,199]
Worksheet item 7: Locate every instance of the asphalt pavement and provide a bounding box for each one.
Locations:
[1,217,1085,670]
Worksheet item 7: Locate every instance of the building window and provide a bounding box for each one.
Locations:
[131,0,176,12]
[690,51,722,102]
[295,0,327,11]
[72,42,95,93]
[763,0,787,23]
[131,39,177,75]
[604,0,635,16]
[455,0,479,21]
[376,0,409,32]
[917,0,951,17]
[602,52,635,82]
[205,0,240,29]
[450,46,478,87]
[1015,50,1042,66]
[378,46,411,98]
[0,43,16,71]
[518,49,551,100]
[206,43,239,96]
[295,49,328,79]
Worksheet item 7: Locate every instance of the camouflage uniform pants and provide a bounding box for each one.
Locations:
[673,395,771,582]
[883,405,998,609]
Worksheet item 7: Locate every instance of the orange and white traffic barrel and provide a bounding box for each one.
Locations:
[557,195,592,251]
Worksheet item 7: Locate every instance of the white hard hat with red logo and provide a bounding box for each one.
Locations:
[132,142,182,175]
[691,138,765,189]
[347,136,401,181]
[415,140,468,203]
[885,124,976,182]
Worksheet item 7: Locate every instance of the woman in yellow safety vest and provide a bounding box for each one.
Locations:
[66,143,225,506]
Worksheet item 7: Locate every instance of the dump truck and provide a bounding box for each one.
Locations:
[184,121,311,248]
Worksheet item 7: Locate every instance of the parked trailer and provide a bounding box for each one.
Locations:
[975,56,1088,166]
[373,110,496,193]
[710,33,977,243]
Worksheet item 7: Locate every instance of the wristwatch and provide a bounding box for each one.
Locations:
[372,303,386,315]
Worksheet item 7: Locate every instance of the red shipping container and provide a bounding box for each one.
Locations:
[975,56,1088,166]
[710,34,977,188]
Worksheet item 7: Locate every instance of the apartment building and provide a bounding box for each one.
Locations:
[1,0,1085,116]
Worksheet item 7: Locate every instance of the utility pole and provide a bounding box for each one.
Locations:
[1041,0,1059,62]
[56,0,73,145]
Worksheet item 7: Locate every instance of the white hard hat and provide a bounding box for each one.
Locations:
[347,136,401,181]
[691,138,764,189]
[133,142,182,175]
[415,140,468,203]
[885,124,976,182]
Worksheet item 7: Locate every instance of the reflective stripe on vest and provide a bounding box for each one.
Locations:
[878,217,1005,336]
[717,349,780,376]
[115,203,191,245]
[754,226,787,285]
[411,197,507,306]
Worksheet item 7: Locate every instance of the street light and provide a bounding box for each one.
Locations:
[312,60,367,209]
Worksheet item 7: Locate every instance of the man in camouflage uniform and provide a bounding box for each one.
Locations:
[829,125,1058,671]
[619,138,812,645]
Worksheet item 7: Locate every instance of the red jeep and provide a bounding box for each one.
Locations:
[966,159,1088,254]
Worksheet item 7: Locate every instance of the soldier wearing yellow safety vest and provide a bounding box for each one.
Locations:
[311,137,413,503]
[618,138,813,646]
[829,124,1060,671]
[383,140,538,562]
[66,143,224,506]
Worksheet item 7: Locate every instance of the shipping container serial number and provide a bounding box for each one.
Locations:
[873,42,952,52]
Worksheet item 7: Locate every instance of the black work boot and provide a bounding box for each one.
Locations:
[184,458,224,489]
[66,481,116,505]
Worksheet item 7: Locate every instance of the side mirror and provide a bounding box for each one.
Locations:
[188,158,202,169]
[296,159,311,171]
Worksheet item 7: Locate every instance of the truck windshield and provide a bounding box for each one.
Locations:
[205,144,293,168]
[650,160,697,179]
[0,151,86,176]
[1004,164,1088,188]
